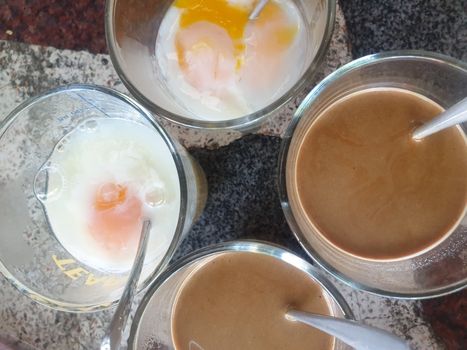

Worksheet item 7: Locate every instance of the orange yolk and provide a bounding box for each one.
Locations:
[175,0,249,52]
[238,2,298,95]
[175,0,249,71]
[90,183,143,252]
[253,1,298,52]
[175,22,237,92]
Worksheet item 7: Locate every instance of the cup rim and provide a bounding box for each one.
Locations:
[278,50,467,300]
[105,0,337,130]
[128,239,355,349]
[0,84,190,312]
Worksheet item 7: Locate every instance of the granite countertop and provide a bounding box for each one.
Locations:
[0,0,466,349]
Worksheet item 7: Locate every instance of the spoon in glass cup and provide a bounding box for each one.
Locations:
[101,219,151,350]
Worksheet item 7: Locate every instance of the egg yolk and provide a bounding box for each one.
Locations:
[176,22,237,92]
[175,0,250,75]
[90,183,143,252]
[252,1,298,52]
[173,0,298,94]
[175,0,249,52]
[238,2,299,96]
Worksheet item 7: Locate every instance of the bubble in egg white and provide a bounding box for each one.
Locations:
[144,186,166,207]
[78,118,99,133]
[34,164,64,203]
[55,138,68,153]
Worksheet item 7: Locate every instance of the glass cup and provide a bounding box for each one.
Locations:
[279,51,467,299]
[105,0,336,130]
[0,84,207,312]
[128,240,354,350]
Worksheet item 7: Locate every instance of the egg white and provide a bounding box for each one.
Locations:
[41,118,181,272]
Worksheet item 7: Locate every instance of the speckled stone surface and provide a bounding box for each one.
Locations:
[0,2,461,350]
[340,0,467,61]
[0,0,107,54]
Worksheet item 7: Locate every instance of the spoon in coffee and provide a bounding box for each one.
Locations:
[412,97,467,140]
[287,310,410,350]
[249,0,269,20]
[101,219,152,350]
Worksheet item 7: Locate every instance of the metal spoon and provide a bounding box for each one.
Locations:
[249,0,269,20]
[412,97,467,140]
[286,310,410,350]
[101,219,152,350]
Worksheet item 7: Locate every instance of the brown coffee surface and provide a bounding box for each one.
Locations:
[171,252,333,350]
[294,88,467,260]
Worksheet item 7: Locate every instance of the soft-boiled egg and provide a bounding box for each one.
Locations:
[38,118,180,272]
[156,0,307,120]
[175,22,237,94]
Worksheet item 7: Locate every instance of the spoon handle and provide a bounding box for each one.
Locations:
[101,219,152,350]
[413,97,467,140]
[287,310,410,350]
[249,0,269,20]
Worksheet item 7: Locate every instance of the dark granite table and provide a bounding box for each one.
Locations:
[0,1,466,349]
[341,0,466,61]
